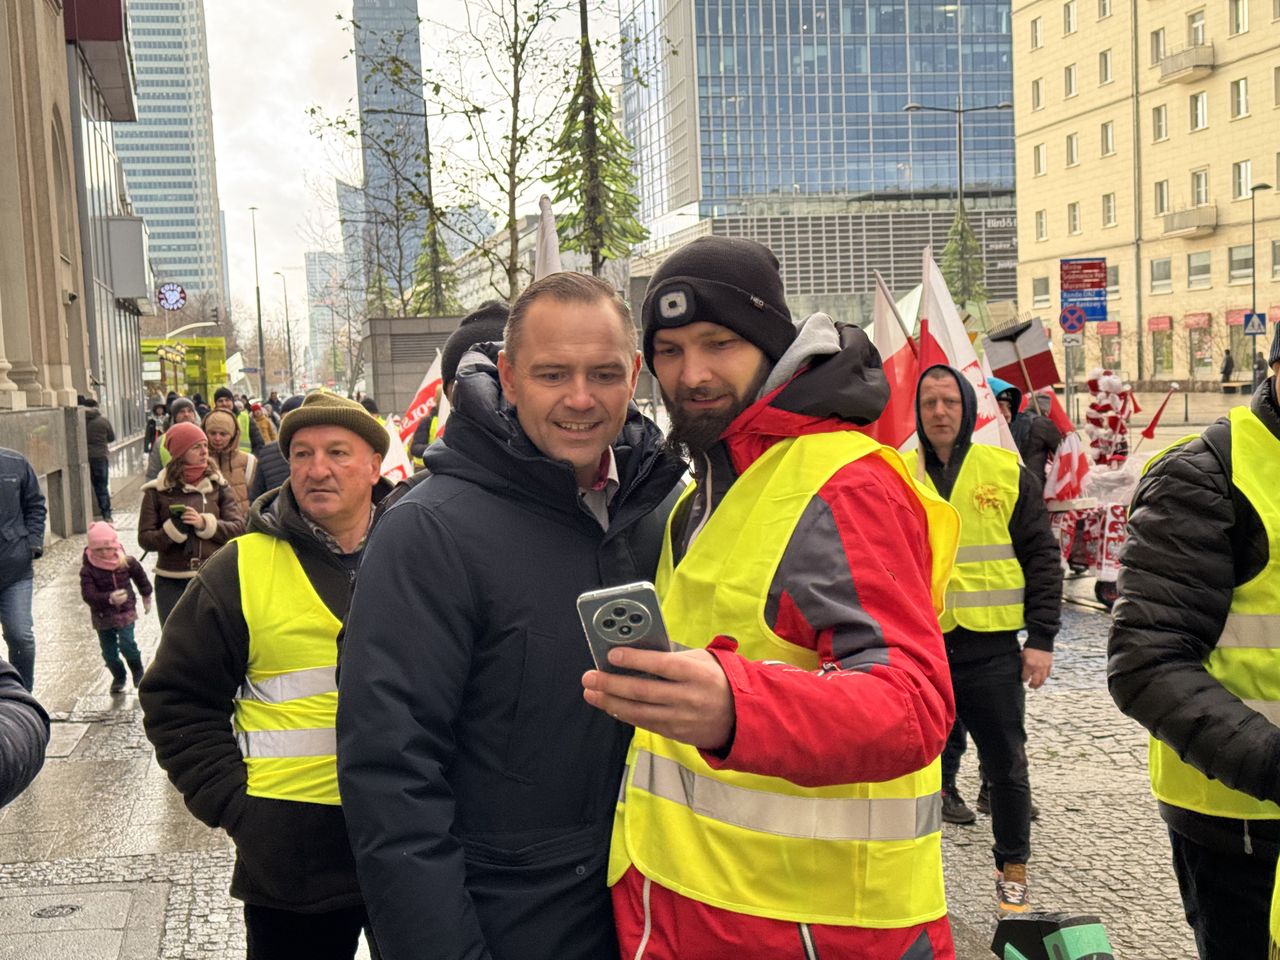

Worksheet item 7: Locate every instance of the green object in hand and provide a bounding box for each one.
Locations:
[169,504,187,520]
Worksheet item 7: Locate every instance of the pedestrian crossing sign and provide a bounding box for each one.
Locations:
[1244,312,1267,336]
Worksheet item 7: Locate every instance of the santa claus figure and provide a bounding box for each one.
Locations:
[1083,368,1140,467]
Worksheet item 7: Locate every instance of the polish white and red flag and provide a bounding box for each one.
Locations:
[398,350,443,445]
[918,248,1018,453]
[380,416,414,484]
[866,271,919,450]
[981,319,1061,395]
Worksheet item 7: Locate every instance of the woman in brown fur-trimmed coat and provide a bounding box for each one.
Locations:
[137,422,244,625]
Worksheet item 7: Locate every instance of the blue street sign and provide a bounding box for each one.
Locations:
[1059,305,1087,333]
[1061,288,1108,322]
[1244,312,1268,336]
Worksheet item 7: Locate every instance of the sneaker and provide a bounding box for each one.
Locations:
[976,782,1040,820]
[941,788,976,825]
[109,677,126,695]
[995,863,1030,913]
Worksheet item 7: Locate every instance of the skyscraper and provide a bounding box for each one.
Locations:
[305,250,345,385]
[114,0,227,304]
[353,0,428,298]
[621,0,1018,323]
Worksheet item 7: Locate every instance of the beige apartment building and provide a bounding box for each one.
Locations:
[1013,0,1280,387]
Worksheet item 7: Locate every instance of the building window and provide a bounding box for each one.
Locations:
[1032,78,1043,110]
[1065,64,1078,97]
[1188,250,1212,288]
[1035,209,1048,240]
[1101,121,1115,155]
[1032,277,1051,306]
[1229,244,1254,282]
[1230,0,1249,34]
[1152,104,1168,141]
[1152,328,1174,374]
[1192,168,1210,205]
[1190,91,1208,130]
[1068,201,1082,234]
[1151,257,1173,293]
[1188,9,1206,46]
[1107,264,1121,295]
[1101,329,1122,366]
[1098,0,1112,17]
[1151,28,1166,64]
[1273,239,1280,279]
[1034,143,1047,176]
[1102,192,1117,226]
[1099,49,1113,84]
[1233,159,1253,199]
[1275,66,1280,106]
[1231,78,1250,118]
[1031,16,1043,48]
[1191,326,1215,372]
[1064,0,1077,34]
[1066,133,1079,166]
[1155,179,1170,214]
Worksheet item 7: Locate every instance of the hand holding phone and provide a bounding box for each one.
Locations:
[577,581,672,679]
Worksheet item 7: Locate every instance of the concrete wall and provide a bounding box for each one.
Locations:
[0,407,93,540]
[361,315,463,417]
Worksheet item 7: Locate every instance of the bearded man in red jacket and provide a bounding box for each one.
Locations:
[583,237,961,960]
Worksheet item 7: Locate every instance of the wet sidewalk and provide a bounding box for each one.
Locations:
[0,472,1193,958]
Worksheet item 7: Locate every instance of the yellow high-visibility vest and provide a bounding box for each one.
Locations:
[237,410,252,453]
[1149,406,1280,819]
[609,430,959,928]
[234,532,342,805]
[907,444,1025,633]
[1269,864,1280,959]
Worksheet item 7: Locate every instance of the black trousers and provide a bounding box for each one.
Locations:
[941,717,972,789]
[1168,826,1276,960]
[947,650,1031,869]
[89,457,111,518]
[244,903,379,960]
[153,576,191,627]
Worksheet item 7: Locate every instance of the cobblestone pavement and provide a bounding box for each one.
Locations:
[942,597,1197,959]
[1,478,1195,958]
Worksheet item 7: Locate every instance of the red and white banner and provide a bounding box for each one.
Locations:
[981,319,1061,394]
[398,350,443,445]
[380,416,414,483]
[919,248,1018,453]
[866,272,919,450]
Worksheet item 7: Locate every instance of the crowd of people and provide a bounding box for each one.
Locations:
[0,235,1278,960]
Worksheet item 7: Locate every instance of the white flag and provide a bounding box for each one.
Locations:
[534,195,562,280]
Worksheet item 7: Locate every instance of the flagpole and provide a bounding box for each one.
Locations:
[873,270,918,357]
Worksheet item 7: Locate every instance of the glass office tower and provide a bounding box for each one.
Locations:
[622,0,1017,322]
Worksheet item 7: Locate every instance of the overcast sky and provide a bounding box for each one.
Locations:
[203,1,613,328]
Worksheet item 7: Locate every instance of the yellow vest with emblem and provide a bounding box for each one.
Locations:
[237,410,253,453]
[906,444,1025,633]
[233,532,343,805]
[608,430,960,928]
[1149,405,1280,819]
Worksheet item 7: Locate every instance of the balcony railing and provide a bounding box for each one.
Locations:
[1160,43,1215,83]
[1163,204,1217,237]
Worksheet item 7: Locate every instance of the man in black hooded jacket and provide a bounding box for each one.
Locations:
[337,272,684,960]
[1109,368,1280,958]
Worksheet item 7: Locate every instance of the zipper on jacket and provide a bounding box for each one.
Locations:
[1244,819,1253,855]
[631,876,654,960]
[798,923,819,960]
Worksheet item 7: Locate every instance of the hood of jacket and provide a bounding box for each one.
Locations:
[915,363,978,468]
[422,343,684,523]
[715,312,890,453]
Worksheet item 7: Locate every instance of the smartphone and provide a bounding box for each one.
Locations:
[168,504,187,520]
[577,581,672,678]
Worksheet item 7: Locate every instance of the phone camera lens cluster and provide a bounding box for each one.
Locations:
[593,599,652,645]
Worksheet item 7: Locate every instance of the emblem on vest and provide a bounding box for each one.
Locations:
[971,483,1003,516]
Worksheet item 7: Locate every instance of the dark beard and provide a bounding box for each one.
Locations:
[662,363,771,460]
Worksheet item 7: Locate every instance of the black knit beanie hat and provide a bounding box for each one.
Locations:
[442,301,510,390]
[640,236,795,370]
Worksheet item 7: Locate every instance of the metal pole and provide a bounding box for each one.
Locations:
[955,96,964,210]
[249,206,267,399]
[274,271,296,394]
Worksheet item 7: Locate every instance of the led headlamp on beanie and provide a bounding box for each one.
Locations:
[641,236,796,370]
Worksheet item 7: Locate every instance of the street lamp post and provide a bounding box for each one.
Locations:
[272,271,296,394]
[249,206,267,399]
[902,97,1013,211]
[1251,183,1273,371]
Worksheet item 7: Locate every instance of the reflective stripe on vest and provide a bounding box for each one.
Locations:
[1149,406,1280,820]
[610,430,960,928]
[907,444,1025,634]
[234,532,343,805]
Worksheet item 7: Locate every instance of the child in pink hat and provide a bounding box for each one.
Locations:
[79,522,152,694]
